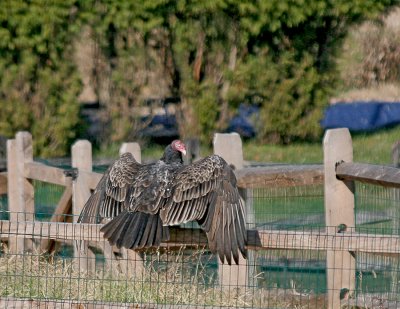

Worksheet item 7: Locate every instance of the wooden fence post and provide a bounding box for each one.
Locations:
[72,140,95,272]
[7,132,34,253]
[213,133,251,288]
[119,142,141,162]
[7,138,21,253]
[323,128,356,308]
[391,140,400,296]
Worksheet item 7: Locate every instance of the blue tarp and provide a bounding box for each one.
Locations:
[321,101,400,131]
[227,104,259,138]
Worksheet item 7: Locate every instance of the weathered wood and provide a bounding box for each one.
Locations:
[7,139,23,253]
[39,185,72,253]
[81,170,103,190]
[72,140,92,221]
[253,229,400,254]
[214,132,243,170]
[1,221,399,254]
[48,186,73,221]
[119,142,141,162]
[84,164,325,192]
[213,132,248,287]
[324,128,356,309]
[336,162,400,188]
[8,132,35,253]
[0,297,252,309]
[235,164,323,188]
[70,164,322,195]
[16,132,35,223]
[71,140,94,272]
[391,145,400,295]
[0,172,6,195]
[24,161,71,186]
[66,161,400,192]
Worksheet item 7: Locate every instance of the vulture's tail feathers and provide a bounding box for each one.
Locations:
[100,211,169,249]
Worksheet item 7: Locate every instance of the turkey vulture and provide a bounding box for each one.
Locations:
[78,140,247,265]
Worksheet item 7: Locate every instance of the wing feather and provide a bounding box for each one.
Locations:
[223,202,232,264]
[160,155,247,264]
[229,203,240,264]
[79,149,247,265]
[78,152,141,224]
[77,175,106,223]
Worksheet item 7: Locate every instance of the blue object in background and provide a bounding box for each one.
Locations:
[139,114,179,139]
[227,104,259,138]
[321,101,400,131]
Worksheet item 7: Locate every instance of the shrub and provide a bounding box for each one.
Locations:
[0,1,82,157]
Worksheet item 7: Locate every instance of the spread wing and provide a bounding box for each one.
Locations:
[160,155,247,265]
[79,152,174,249]
[78,152,141,224]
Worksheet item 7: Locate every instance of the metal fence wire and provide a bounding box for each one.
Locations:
[0,180,399,308]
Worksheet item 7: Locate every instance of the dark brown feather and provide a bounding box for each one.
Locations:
[160,155,247,264]
[79,141,247,265]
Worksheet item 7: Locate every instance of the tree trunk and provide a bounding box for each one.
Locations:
[217,44,237,130]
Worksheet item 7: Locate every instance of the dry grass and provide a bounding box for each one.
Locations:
[0,245,328,308]
[331,83,400,103]
[335,7,400,102]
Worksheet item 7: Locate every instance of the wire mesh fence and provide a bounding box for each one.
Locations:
[0,178,399,308]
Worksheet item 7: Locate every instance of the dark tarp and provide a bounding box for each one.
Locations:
[227,104,259,138]
[321,102,400,131]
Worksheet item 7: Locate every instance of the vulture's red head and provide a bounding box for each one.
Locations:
[171,140,187,156]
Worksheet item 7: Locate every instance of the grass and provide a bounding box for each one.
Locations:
[244,126,400,165]
[94,141,167,162]
[93,126,400,165]
[351,126,400,164]
[0,246,396,309]
[0,247,329,309]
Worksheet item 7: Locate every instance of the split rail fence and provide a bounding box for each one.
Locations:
[0,129,399,308]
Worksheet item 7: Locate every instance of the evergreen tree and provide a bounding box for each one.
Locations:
[0,0,82,156]
[0,0,398,154]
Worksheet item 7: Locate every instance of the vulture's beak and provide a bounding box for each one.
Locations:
[181,149,187,156]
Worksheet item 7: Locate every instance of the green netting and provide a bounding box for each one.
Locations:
[0,165,399,308]
[250,185,325,230]
[0,195,7,220]
[355,183,400,235]
[354,183,400,304]
[34,181,65,221]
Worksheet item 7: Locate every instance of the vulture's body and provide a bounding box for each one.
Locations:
[78,140,247,265]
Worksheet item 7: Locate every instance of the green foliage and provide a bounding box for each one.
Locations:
[78,0,171,143]
[0,0,82,157]
[158,0,398,143]
[0,0,398,155]
[180,79,220,142]
[229,51,329,143]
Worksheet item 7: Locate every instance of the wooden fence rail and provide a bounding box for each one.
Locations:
[22,162,400,192]
[0,298,251,309]
[336,161,400,188]
[8,153,400,193]
[1,221,399,254]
